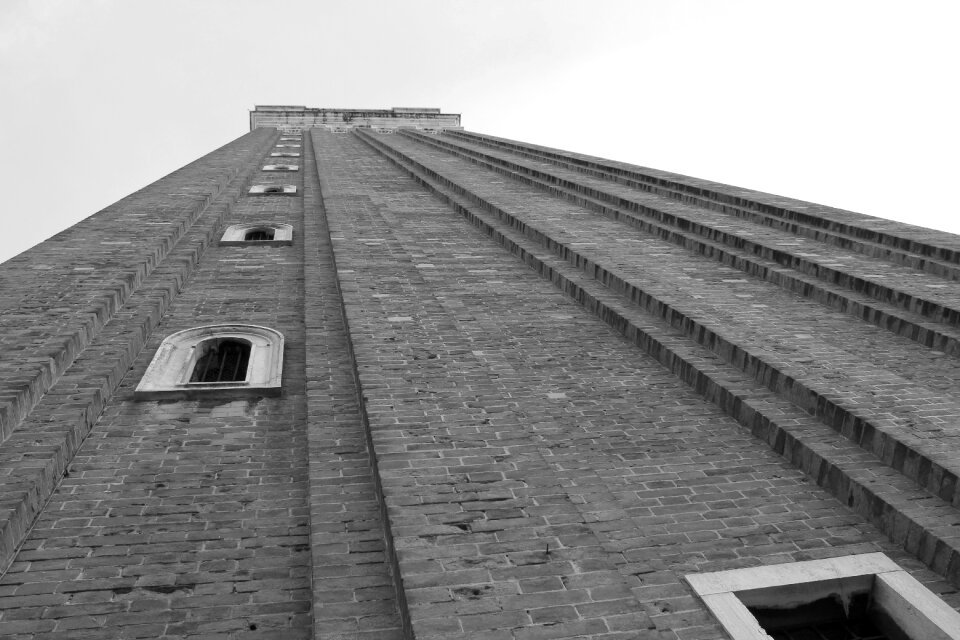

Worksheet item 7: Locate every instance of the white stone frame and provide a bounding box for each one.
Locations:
[685,553,960,640]
[270,152,300,157]
[262,164,299,172]
[274,144,301,148]
[248,184,297,196]
[220,223,293,246]
[280,136,300,141]
[135,325,284,399]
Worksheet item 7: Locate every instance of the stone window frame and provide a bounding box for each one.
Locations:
[220,222,293,247]
[685,552,960,640]
[280,136,301,141]
[262,164,299,172]
[270,152,301,157]
[220,223,293,247]
[134,324,284,399]
[249,184,297,196]
[275,144,302,148]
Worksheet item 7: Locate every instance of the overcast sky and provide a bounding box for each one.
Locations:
[1,0,958,264]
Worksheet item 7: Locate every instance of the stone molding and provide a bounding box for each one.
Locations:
[220,223,293,246]
[249,184,297,196]
[249,105,462,132]
[134,324,284,399]
[686,553,960,640]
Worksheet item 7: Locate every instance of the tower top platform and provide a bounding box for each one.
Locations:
[249,104,461,132]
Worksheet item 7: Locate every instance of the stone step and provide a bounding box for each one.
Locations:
[356,128,960,585]
[447,130,960,274]
[401,129,960,356]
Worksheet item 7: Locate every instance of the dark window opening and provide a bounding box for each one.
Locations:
[750,593,908,640]
[245,228,275,241]
[190,339,251,383]
[264,186,283,193]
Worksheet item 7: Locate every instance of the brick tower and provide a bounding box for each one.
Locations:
[2,105,960,639]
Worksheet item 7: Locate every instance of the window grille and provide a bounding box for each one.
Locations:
[135,324,284,398]
[220,223,293,246]
[190,339,250,383]
[686,553,960,640]
[244,229,274,241]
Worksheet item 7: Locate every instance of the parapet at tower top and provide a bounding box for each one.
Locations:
[249,105,462,132]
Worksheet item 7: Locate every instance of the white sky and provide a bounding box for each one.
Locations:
[1,0,958,264]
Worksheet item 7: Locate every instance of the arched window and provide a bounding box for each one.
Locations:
[189,338,251,383]
[220,223,292,246]
[249,184,297,196]
[135,325,284,399]
[244,228,274,242]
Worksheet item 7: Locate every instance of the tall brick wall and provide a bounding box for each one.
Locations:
[1,115,960,639]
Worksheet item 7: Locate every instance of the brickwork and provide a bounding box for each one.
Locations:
[2,109,960,640]
[0,130,314,638]
[357,128,960,574]
[312,130,960,639]
[302,131,405,638]
[0,130,275,575]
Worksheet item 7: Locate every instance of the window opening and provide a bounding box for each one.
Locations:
[685,554,960,640]
[244,228,275,241]
[220,223,293,246]
[249,184,296,195]
[189,339,250,383]
[135,324,284,398]
[749,590,900,640]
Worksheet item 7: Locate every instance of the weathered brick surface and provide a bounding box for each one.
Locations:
[303,131,405,638]
[313,130,960,639]
[355,130,960,592]
[0,131,314,638]
[0,130,275,574]
[364,130,960,522]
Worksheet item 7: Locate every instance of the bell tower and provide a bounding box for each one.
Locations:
[2,106,960,639]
